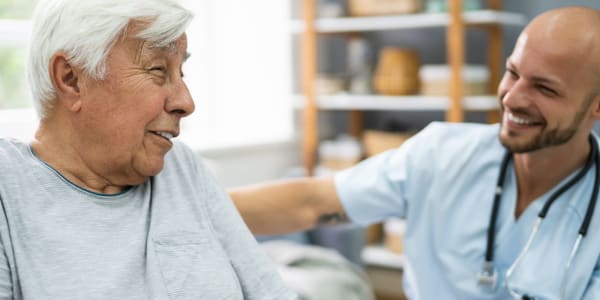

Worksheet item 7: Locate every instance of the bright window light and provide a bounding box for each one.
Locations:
[180,0,294,150]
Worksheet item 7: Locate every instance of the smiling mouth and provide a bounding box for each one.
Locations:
[151,131,175,141]
[505,112,543,126]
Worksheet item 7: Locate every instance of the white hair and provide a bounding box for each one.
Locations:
[26,0,194,118]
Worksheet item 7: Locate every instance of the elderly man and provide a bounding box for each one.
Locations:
[0,0,295,299]
[231,6,600,300]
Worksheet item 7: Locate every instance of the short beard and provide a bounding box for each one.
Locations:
[501,125,578,153]
[499,94,595,153]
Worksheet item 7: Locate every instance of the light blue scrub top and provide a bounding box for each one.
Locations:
[335,122,600,300]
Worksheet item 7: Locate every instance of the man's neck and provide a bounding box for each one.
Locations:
[512,136,591,218]
[32,119,127,195]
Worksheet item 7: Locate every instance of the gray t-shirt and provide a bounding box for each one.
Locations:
[0,139,295,300]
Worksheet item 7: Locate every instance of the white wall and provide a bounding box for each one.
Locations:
[198,140,301,188]
[0,109,38,141]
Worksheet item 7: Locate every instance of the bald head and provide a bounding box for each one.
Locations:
[530,6,600,28]
[520,7,600,86]
[527,7,600,47]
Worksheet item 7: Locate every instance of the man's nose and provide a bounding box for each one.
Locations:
[166,80,195,118]
[501,78,533,110]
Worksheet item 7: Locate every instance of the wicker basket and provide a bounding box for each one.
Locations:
[349,0,424,16]
[363,130,413,157]
[365,223,383,244]
[373,48,420,95]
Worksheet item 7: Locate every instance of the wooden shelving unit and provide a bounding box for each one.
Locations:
[295,0,527,174]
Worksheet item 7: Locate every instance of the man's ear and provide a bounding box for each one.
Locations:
[591,93,600,120]
[49,52,82,112]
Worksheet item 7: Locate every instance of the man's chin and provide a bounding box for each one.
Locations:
[499,133,540,153]
[133,160,165,183]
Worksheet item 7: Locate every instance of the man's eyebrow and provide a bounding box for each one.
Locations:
[144,44,189,63]
[147,41,178,53]
[531,75,561,86]
[505,59,562,87]
[152,42,190,62]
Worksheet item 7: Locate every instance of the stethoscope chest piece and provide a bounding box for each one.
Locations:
[477,261,497,289]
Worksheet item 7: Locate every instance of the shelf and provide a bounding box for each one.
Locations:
[293,94,500,111]
[0,20,31,46]
[291,10,527,33]
[361,245,404,270]
[295,2,514,173]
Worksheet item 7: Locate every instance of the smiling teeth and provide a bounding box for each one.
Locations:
[156,132,174,140]
[507,113,534,125]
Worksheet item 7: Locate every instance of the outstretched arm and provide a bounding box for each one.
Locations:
[228,177,348,235]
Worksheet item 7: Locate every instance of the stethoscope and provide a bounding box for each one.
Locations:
[477,134,600,300]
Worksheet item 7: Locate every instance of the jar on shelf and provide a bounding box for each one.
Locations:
[315,74,345,95]
[419,64,490,96]
[347,37,373,95]
[318,135,363,171]
[318,0,344,18]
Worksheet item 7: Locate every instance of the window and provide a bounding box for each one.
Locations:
[0,0,37,139]
[0,45,29,109]
[180,0,293,150]
[0,1,35,108]
[0,0,294,150]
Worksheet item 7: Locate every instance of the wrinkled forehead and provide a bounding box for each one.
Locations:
[111,32,188,65]
[141,35,188,58]
[145,30,188,51]
[116,20,188,62]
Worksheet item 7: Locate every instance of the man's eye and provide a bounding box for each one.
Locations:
[506,69,518,79]
[149,66,167,75]
[537,85,557,96]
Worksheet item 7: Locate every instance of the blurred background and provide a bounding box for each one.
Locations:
[1,1,599,299]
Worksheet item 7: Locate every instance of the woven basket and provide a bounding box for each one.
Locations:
[365,223,383,244]
[373,48,420,95]
[349,0,424,16]
[363,130,413,157]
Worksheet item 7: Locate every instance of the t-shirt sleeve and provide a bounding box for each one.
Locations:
[334,123,437,225]
[195,159,296,300]
[0,196,13,299]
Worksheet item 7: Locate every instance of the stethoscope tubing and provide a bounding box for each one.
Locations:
[480,135,599,299]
